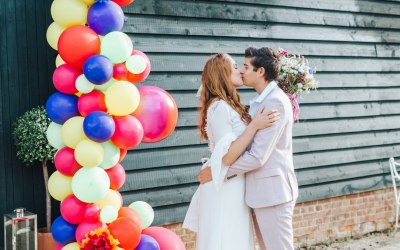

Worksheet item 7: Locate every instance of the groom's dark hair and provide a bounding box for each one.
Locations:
[245,47,280,82]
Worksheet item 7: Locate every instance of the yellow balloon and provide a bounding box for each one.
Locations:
[51,0,88,28]
[105,81,140,116]
[95,189,122,210]
[82,0,95,6]
[56,54,65,67]
[46,22,64,50]
[62,242,80,250]
[61,116,87,149]
[48,171,72,201]
[74,139,104,167]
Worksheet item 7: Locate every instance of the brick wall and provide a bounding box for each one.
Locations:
[163,188,396,249]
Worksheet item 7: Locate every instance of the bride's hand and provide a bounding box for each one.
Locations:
[251,107,280,130]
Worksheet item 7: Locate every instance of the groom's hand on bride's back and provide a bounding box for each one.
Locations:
[198,167,212,184]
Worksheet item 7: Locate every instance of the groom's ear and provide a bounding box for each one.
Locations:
[258,67,266,77]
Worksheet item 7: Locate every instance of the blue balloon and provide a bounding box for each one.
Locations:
[88,1,124,36]
[51,216,77,245]
[46,92,79,124]
[83,55,113,85]
[83,111,115,142]
[135,235,160,250]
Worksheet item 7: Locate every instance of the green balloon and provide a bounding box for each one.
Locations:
[94,78,115,92]
[76,74,94,93]
[46,122,65,149]
[101,31,133,64]
[129,201,154,229]
[99,141,120,169]
[72,167,110,203]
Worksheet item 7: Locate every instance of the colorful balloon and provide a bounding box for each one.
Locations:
[83,111,115,142]
[46,122,65,149]
[112,0,135,7]
[48,171,73,201]
[118,207,141,228]
[52,216,77,245]
[94,189,122,210]
[58,25,100,68]
[98,141,120,169]
[61,116,87,149]
[126,54,147,74]
[77,90,107,117]
[101,31,132,64]
[128,201,154,229]
[75,221,105,243]
[56,54,66,67]
[60,195,87,224]
[55,147,82,176]
[84,204,101,222]
[136,235,160,250]
[62,242,80,250]
[46,92,79,124]
[53,64,81,94]
[51,0,88,28]
[83,55,113,85]
[74,140,104,167]
[72,167,110,203]
[46,22,65,50]
[88,2,124,36]
[105,81,140,116]
[113,63,128,80]
[126,50,151,83]
[133,86,178,143]
[108,217,141,250]
[100,205,118,223]
[111,115,143,149]
[142,227,185,250]
[119,148,127,162]
[75,74,95,94]
[105,163,126,190]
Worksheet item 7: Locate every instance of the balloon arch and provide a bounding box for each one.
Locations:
[45,0,183,249]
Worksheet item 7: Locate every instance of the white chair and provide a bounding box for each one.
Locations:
[389,157,400,230]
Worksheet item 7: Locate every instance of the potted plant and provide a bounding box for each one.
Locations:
[12,106,57,249]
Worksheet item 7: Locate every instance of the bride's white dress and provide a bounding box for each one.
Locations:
[183,100,254,250]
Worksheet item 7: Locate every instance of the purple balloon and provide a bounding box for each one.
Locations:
[135,235,160,250]
[83,55,113,85]
[46,92,79,124]
[83,111,115,142]
[88,1,124,36]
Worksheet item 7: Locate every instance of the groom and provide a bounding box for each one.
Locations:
[199,47,298,250]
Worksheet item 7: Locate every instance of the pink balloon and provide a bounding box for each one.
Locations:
[113,63,128,80]
[111,115,143,149]
[132,86,178,143]
[77,90,107,117]
[55,242,64,250]
[105,163,126,190]
[75,221,105,243]
[53,64,81,94]
[142,226,185,250]
[54,147,82,176]
[60,195,87,224]
[84,204,101,222]
[126,50,151,83]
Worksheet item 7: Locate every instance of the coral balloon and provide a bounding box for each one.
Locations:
[46,92,79,124]
[52,216,77,245]
[53,64,81,94]
[118,207,141,228]
[75,221,105,243]
[108,217,141,250]
[105,81,140,116]
[142,227,185,250]
[126,50,151,83]
[105,163,126,190]
[58,26,100,68]
[113,63,128,80]
[88,2,124,36]
[51,0,88,28]
[61,194,87,224]
[133,86,178,143]
[111,115,143,149]
[77,90,107,117]
[119,148,127,162]
[55,147,81,176]
[83,55,113,85]
[112,0,135,7]
[85,204,100,222]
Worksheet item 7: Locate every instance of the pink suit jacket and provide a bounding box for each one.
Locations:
[226,86,299,208]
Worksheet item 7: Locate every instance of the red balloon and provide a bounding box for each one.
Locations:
[111,115,143,149]
[75,221,105,243]
[105,163,126,190]
[60,195,87,224]
[54,147,82,176]
[108,217,141,249]
[85,204,100,222]
[112,0,135,7]
[133,86,178,143]
[126,50,151,83]
[53,64,81,94]
[142,226,185,250]
[58,26,101,69]
[113,63,128,80]
[118,207,142,228]
[77,90,107,117]
[119,148,127,163]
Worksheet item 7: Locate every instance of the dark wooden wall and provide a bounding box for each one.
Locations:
[1,0,400,246]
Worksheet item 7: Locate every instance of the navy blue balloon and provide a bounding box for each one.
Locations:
[135,235,160,250]
[83,55,113,85]
[46,92,79,124]
[83,111,115,142]
[88,1,124,36]
[51,216,77,245]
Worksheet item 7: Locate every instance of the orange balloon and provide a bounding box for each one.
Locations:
[108,217,141,249]
[118,207,142,228]
[58,25,100,68]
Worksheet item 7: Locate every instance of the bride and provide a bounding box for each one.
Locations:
[183,53,279,249]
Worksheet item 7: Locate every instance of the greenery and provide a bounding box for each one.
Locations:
[12,106,56,232]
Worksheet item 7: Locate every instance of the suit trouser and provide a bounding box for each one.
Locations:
[253,200,296,250]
